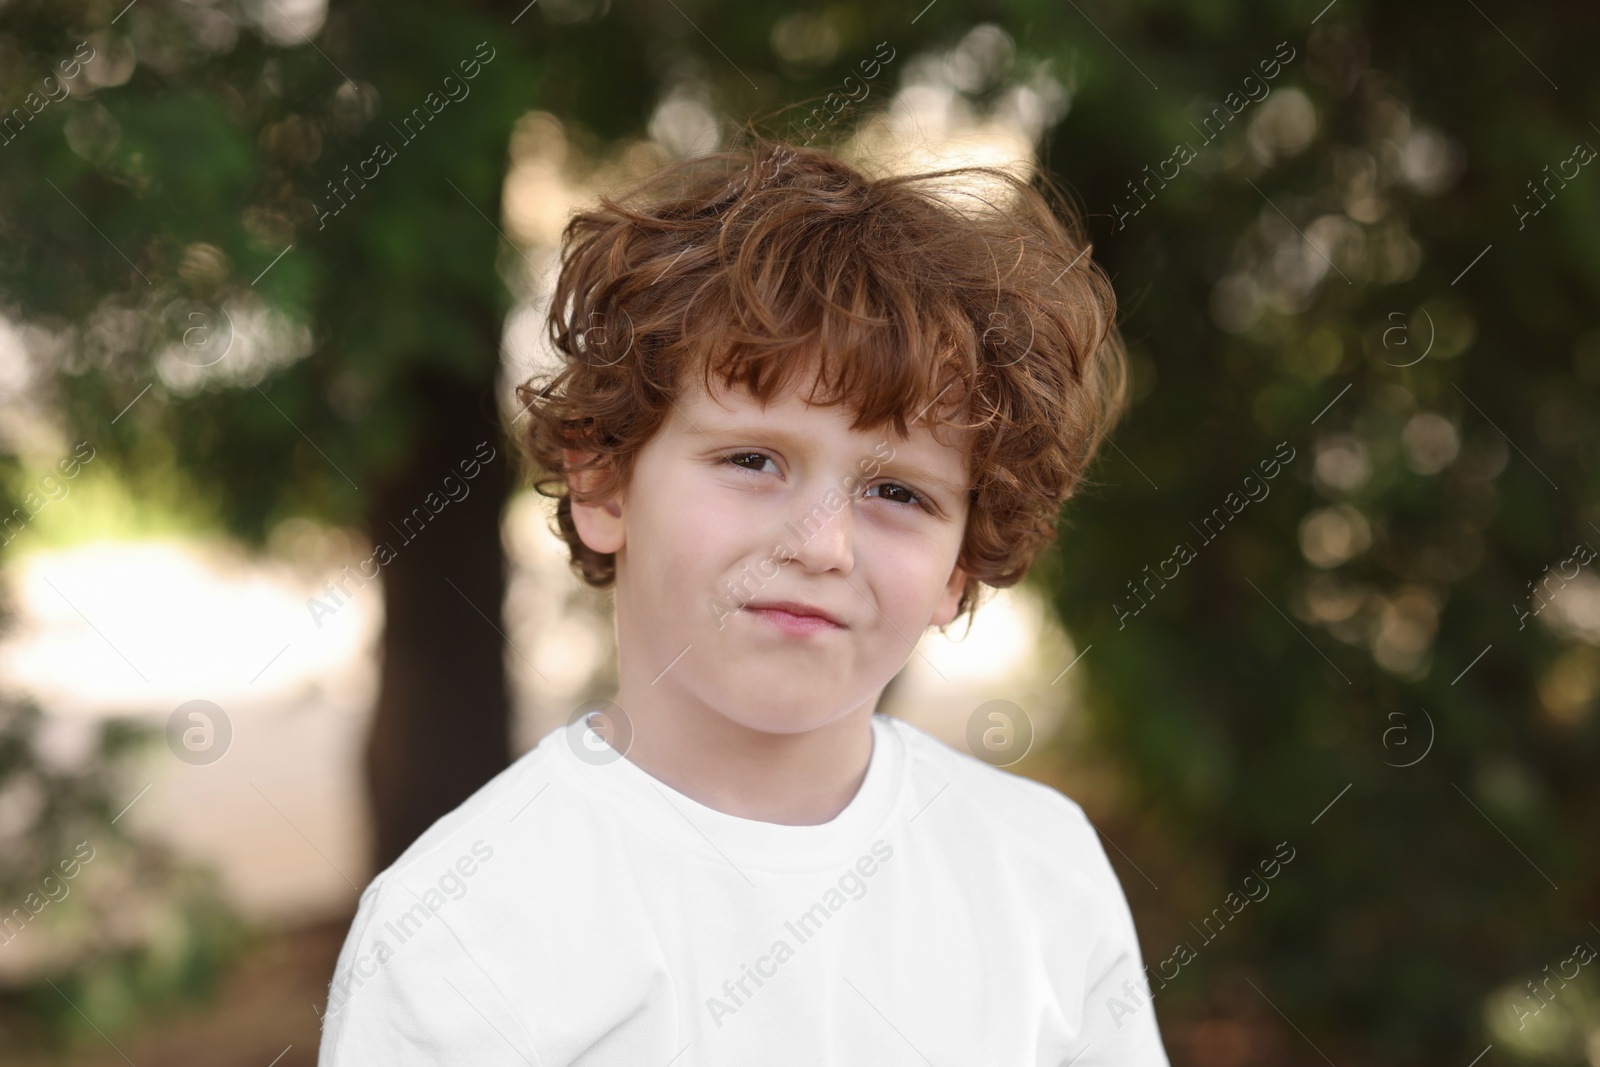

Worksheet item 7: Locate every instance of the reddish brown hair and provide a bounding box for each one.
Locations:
[514,131,1128,632]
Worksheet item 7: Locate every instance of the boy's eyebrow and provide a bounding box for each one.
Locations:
[703,423,969,497]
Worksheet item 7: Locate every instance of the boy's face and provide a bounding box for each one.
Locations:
[567,368,972,739]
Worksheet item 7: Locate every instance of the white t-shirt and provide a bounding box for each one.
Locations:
[317,712,1170,1066]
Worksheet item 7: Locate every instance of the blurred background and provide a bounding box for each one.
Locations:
[0,0,1596,1063]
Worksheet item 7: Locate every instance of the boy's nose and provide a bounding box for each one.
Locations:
[779,486,856,574]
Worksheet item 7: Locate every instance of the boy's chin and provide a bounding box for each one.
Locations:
[711,699,866,739]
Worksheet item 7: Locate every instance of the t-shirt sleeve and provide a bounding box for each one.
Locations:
[317,875,544,1067]
[1056,801,1171,1067]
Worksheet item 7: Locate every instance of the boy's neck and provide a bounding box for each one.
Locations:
[604,692,878,826]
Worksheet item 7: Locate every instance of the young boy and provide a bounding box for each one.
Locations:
[318,134,1170,1065]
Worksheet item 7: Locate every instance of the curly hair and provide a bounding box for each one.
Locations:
[514,130,1128,633]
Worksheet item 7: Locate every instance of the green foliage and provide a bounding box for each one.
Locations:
[0,696,249,1048]
[1032,2,1600,1059]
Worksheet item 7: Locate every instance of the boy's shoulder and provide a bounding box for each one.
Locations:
[881,714,1118,896]
[354,721,572,901]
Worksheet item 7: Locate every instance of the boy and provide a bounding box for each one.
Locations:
[318,134,1170,1065]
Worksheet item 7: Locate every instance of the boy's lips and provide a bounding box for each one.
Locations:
[741,599,847,629]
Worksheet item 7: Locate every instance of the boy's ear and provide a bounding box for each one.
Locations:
[562,448,625,554]
[928,562,969,629]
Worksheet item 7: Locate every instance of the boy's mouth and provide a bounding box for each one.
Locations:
[741,599,847,634]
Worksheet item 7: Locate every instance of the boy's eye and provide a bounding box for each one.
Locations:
[720,452,928,511]
[724,451,778,476]
[867,482,926,509]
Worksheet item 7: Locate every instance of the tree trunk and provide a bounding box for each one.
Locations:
[364,365,512,873]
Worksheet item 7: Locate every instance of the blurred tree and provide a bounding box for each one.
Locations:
[0,0,545,876]
[1027,3,1600,1063]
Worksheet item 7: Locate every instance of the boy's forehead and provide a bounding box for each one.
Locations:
[679,373,970,460]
